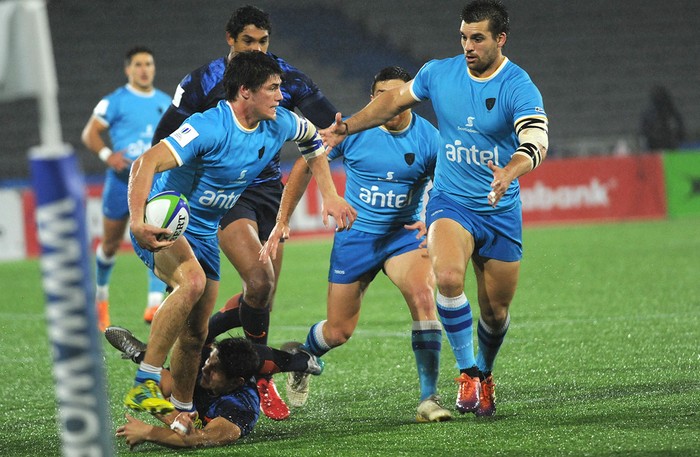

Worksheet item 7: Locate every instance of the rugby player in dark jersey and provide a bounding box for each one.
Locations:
[109,327,322,449]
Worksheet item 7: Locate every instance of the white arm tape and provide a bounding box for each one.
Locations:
[514,117,548,169]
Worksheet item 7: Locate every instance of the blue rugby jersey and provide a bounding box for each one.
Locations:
[91,84,170,181]
[156,102,322,237]
[329,113,439,234]
[411,56,547,214]
[153,53,336,186]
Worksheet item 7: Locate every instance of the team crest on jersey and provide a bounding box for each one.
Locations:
[404,153,415,166]
[485,98,496,110]
[258,146,265,159]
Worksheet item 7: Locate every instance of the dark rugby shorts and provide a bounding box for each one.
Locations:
[219,179,284,241]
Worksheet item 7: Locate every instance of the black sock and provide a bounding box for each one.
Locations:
[239,298,270,345]
[206,301,242,345]
[461,366,481,378]
[253,345,305,376]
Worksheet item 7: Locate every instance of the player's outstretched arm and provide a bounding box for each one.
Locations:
[319,80,418,149]
[318,112,349,150]
[259,157,312,262]
[116,413,241,450]
[306,152,357,231]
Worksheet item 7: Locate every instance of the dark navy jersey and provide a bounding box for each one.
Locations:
[192,346,260,438]
[153,52,336,186]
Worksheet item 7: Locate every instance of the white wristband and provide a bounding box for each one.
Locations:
[98,146,112,162]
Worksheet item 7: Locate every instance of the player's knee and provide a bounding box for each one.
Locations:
[482,305,510,327]
[180,270,207,303]
[434,269,464,296]
[242,270,275,307]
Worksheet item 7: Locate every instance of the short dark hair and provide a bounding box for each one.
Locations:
[461,0,510,37]
[371,66,412,94]
[215,337,260,381]
[224,51,283,100]
[125,46,153,66]
[226,5,271,39]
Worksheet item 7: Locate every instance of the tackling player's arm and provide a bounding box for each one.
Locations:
[128,141,180,250]
[80,115,131,172]
[487,116,549,207]
[117,414,242,450]
[319,80,419,149]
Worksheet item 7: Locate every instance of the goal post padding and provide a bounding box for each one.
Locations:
[2,1,114,455]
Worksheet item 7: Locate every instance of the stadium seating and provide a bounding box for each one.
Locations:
[1,0,698,180]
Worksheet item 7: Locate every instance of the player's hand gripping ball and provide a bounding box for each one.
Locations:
[144,191,190,241]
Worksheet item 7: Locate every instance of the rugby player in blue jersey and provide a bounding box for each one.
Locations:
[124,51,355,418]
[261,67,452,422]
[81,46,171,332]
[152,5,338,420]
[319,0,549,417]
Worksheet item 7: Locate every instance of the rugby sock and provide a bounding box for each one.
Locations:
[476,313,510,375]
[436,292,477,371]
[303,320,331,357]
[170,396,194,413]
[251,344,312,376]
[95,242,115,291]
[206,294,242,344]
[239,298,270,345]
[411,320,442,401]
[135,362,161,385]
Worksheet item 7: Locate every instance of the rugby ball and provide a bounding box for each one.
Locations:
[144,191,190,241]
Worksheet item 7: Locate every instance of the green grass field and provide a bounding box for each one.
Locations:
[1,218,699,456]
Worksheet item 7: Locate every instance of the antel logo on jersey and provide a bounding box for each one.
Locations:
[199,189,241,209]
[359,186,415,208]
[445,140,499,166]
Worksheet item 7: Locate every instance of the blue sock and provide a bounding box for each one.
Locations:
[476,314,510,375]
[436,292,476,371]
[304,320,332,357]
[95,243,115,287]
[135,362,161,385]
[411,321,442,401]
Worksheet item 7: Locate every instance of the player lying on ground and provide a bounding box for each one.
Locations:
[106,327,321,449]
